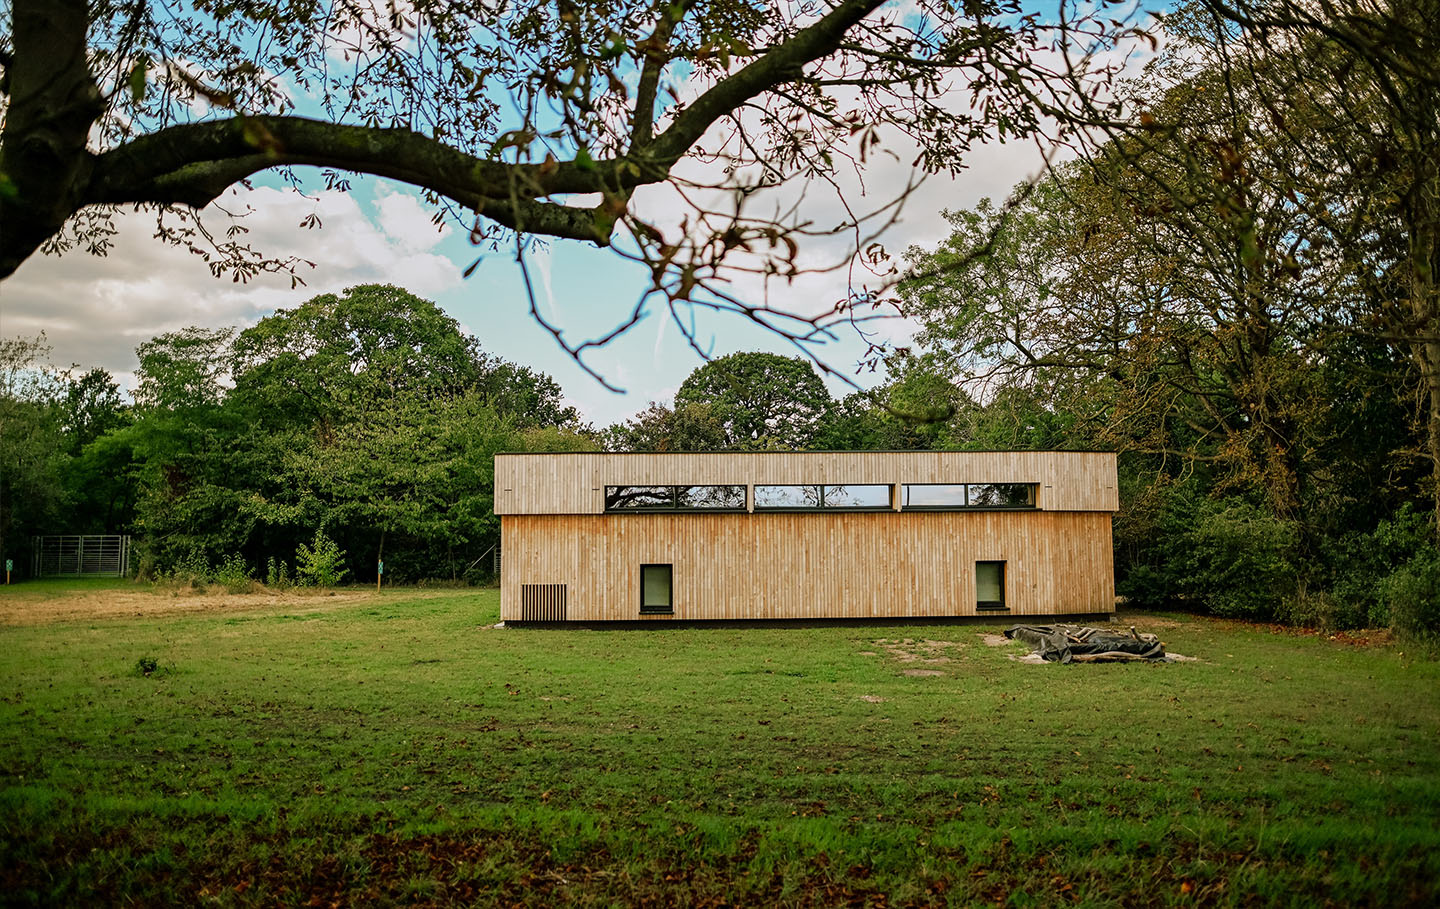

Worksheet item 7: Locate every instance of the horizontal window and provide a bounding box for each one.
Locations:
[754,484,891,510]
[605,485,674,510]
[754,485,821,508]
[606,485,745,511]
[676,484,746,509]
[967,483,1036,508]
[821,484,892,508]
[902,483,1037,509]
[904,484,967,508]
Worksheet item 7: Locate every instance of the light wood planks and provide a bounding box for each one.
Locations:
[495,451,1118,514]
[499,510,1116,621]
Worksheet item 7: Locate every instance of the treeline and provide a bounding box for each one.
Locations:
[890,0,1440,640]
[0,285,592,585]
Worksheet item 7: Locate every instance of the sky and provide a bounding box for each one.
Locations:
[0,2,1157,429]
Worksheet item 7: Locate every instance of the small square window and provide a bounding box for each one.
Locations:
[976,561,1006,611]
[640,564,673,614]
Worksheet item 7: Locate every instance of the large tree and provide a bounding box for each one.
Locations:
[1066,0,1440,529]
[674,350,831,449]
[0,1,1121,362]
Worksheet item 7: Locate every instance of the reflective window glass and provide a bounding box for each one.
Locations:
[677,485,746,509]
[823,485,891,508]
[903,484,968,507]
[967,483,1035,507]
[754,485,822,508]
[605,486,674,510]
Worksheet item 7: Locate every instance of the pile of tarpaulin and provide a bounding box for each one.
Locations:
[1004,624,1167,663]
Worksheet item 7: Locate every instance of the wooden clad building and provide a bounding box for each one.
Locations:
[494,451,1118,623]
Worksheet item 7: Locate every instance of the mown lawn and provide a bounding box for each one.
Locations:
[1,583,1437,906]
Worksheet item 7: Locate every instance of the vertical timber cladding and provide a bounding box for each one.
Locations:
[496,451,1119,622]
[502,511,1114,620]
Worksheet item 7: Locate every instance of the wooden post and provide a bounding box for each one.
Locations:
[376,560,383,591]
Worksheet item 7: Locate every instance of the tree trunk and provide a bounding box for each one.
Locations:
[0,0,101,276]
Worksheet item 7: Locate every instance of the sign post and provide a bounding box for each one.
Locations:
[4,559,11,584]
[376,560,384,591]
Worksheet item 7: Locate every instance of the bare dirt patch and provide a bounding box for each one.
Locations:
[979,633,1013,647]
[870,638,964,664]
[901,669,945,677]
[0,586,398,626]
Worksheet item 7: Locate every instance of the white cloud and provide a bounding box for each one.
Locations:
[0,184,462,390]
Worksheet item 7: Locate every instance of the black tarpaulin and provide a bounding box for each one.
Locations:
[1004,624,1167,663]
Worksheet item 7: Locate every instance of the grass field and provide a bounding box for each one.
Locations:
[1,582,1437,907]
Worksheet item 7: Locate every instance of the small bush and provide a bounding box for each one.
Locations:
[266,557,293,590]
[1327,505,1435,628]
[158,550,211,590]
[215,554,254,594]
[134,656,159,677]
[296,531,348,588]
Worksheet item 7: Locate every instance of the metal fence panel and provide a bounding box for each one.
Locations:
[31,535,131,578]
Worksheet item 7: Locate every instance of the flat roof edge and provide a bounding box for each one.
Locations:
[494,449,1119,456]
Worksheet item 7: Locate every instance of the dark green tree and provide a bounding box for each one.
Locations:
[0,336,66,572]
[229,285,484,429]
[603,401,728,452]
[674,352,832,450]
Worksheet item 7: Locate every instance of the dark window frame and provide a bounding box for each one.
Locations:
[976,560,1007,611]
[639,563,674,615]
[605,485,747,513]
[752,484,893,512]
[900,483,1039,511]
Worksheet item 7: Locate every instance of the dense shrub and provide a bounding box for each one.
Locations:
[296,531,347,588]
[1325,505,1435,628]
[1117,488,1300,620]
[266,557,293,590]
[1181,503,1299,619]
[1276,589,1366,631]
[1382,552,1440,649]
[159,549,211,589]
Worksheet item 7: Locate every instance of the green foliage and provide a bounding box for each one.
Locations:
[88,286,585,582]
[133,327,234,411]
[159,549,212,589]
[1118,486,1300,620]
[132,655,159,676]
[265,557,292,590]
[1381,552,1440,650]
[602,401,727,452]
[811,357,973,451]
[673,352,832,450]
[1182,503,1300,619]
[1276,589,1366,633]
[214,554,254,594]
[0,335,68,571]
[1325,505,1436,628]
[228,285,483,426]
[295,531,347,588]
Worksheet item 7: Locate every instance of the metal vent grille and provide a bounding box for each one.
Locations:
[520,584,567,621]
